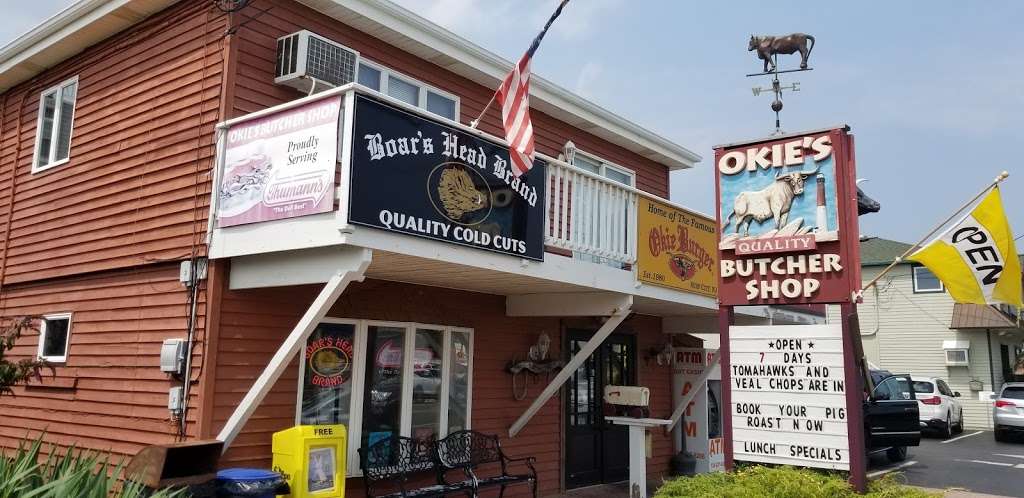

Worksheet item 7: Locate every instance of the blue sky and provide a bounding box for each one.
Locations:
[5,0,1022,244]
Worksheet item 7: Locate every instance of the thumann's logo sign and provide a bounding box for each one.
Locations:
[218,97,341,227]
[714,128,860,305]
[349,95,545,260]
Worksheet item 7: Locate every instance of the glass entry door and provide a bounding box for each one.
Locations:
[565,330,636,489]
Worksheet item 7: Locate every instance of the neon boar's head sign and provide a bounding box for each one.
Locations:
[714,127,862,305]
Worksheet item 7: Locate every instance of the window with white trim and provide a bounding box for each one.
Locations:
[942,340,970,366]
[298,319,473,475]
[37,313,72,362]
[357,60,459,121]
[565,144,636,188]
[564,143,636,267]
[33,77,79,173]
[912,265,944,293]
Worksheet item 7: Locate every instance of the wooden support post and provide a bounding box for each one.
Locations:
[508,302,632,438]
[719,306,735,471]
[842,303,868,493]
[216,249,372,451]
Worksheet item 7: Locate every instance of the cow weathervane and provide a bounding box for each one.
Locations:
[747,33,815,135]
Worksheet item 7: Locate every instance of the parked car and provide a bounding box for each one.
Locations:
[993,382,1024,442]
[866,370,921,462]
[911,376,964,438]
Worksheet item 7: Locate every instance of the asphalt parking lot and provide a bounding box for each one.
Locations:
[868,430,1024,497]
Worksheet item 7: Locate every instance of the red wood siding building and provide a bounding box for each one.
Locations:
[0,1,712,495]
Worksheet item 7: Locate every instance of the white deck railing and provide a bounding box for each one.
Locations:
[544,159,638,265]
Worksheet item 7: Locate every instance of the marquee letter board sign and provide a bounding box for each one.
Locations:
[715,127,861,305]
[349,94,545,260]
[729,324,849,470]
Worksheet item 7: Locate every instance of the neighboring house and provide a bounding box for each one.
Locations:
[828,237,1024,429]
[0,0,722,495]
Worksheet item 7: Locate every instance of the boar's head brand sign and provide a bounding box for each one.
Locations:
[305,331,353,388]
[349,94,545,260]
[218,96,341,227]
[715,127,860,305]
[637,197,718,298]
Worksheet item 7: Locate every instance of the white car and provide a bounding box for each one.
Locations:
[911,376,964,438]
[993,382,1024,442]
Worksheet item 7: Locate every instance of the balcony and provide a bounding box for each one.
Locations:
[206,84,717,316]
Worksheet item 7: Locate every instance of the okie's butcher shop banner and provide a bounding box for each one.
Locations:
[637,198,717,298]
[715,127,860,305]
[218,96,341,227]
[349,95,545,261]
[715,126,866,478]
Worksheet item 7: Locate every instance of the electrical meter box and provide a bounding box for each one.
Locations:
[272,425,346,497]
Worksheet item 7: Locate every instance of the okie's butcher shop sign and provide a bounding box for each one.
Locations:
[349,95,545,260]
[715,127,860,305]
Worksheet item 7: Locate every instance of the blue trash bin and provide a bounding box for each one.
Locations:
[216,468,284,498]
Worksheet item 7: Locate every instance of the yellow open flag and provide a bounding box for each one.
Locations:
[909,187,1022,307]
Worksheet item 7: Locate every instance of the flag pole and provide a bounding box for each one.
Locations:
[469,92,497,129]
[469,0,570,130]
[860,170,1010,293]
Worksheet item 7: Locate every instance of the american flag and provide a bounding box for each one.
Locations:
[496,0,570,177]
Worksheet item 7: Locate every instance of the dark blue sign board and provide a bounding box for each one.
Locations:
[349,94,546,261]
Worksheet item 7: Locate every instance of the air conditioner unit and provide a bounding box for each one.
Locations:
[275,30,359,93]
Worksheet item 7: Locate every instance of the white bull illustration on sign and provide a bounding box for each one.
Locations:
[721,165,822,236]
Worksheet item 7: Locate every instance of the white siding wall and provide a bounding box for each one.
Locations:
[827,264,1014,429]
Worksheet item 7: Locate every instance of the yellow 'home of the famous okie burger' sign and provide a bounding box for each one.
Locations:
[637,197,717,298]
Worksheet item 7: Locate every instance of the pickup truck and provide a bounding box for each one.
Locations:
[866,370,922,462]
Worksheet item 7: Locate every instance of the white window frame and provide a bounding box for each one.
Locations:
[295,318,473,477]
[565,144,636,187]
[357,59,460,121]
[912,265,944,293]
[942,340,970,366]
[32,76,79,173]
[37,312,73,363]
[945,349,969,366]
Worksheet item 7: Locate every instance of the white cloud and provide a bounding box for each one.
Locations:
[532,0,623,41]
[392,0,518,42]
[573,61,603,98]
[392,0,621,47]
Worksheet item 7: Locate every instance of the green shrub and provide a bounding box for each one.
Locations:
[654,465,938,498]
[0,436,185,498]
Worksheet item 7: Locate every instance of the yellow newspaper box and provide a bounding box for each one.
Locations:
[272,425,346,497]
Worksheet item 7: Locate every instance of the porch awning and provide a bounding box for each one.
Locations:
[949,303,1019,330]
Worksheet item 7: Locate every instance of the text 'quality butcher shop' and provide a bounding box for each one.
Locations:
[715,127,860,305]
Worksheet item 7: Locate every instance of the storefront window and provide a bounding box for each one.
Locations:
[411,329,443,440]
[447,331,471,434]
[362,326,406,451]
[301,323,356,425]
[299,320,473,474]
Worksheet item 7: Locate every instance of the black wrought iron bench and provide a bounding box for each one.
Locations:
[359,431,537,498]
[359,435,471,498]
[435,430,537,498]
